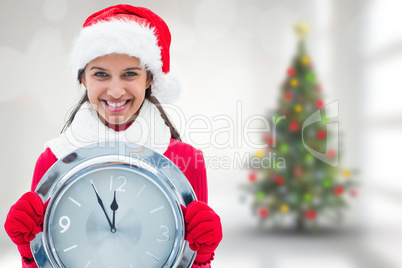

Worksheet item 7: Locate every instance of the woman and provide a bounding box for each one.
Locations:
[5,4,222,268]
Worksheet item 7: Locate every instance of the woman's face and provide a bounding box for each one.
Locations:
[82,53,151,126]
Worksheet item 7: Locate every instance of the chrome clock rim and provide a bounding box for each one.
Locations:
[31,142,197,268]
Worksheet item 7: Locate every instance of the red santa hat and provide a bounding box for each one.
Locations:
[70,4,179,103]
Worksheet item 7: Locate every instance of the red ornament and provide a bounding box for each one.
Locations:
[316,99,324,108]
[249,171,257,182]
[264,133,274,146]
[289,121,299,132]
[259,207,269,218]
[293,167,303,177]
[305,210,316,220]
[334,186,344,195]
[327,149,336,158]
[276,176,285,185]
[285,92,292,101]
[317,129,326,139]
[287,68,295,76]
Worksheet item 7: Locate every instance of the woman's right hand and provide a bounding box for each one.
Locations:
[4,192,47,258]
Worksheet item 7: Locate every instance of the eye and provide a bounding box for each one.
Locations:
[124,72,138,77]
[94,72,108,77]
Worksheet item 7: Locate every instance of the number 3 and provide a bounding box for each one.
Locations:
[157,225,170,242]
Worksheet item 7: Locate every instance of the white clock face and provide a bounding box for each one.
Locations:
[47,166,179,268]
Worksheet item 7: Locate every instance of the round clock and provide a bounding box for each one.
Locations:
[30,142,197,268]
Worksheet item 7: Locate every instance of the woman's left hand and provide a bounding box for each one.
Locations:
[182,201,223,265]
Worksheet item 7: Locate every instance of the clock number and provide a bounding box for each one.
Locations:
[157,225,170,242]
[59,216,71,233]
[109,175,126,192]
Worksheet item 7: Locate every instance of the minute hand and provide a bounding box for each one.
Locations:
[90,180,113,231]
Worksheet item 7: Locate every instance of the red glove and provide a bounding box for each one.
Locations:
[4,192,47,259]
[183,201,223,266]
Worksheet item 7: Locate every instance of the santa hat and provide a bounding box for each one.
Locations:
[70,4,179,103]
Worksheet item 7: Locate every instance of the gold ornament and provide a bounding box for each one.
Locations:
[343,169,351,178]
[301,55,310,65]
[295,22,310,39]
[290,78,299,87]
[294,104,303,113]
[280,204,289,213]
[255,150,264,159]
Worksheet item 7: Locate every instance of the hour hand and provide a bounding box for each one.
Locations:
[90,180,114,231]
[110,191,118,232]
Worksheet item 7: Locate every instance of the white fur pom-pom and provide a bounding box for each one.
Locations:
[151,72,180,103]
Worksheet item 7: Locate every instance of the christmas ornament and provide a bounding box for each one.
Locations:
[256,191,265,200]
[327,149,336,158]
[294,167,303,177]
[305,209,316,220]
[276,176,285,185]
[255,150,264,158]
[343,169,351,178]
[280,143,289,153]
[306,73,314,83]
[317,129,326,139]
[249,171,257,182]
[316,99,324,109]
[334,186,344,196]
[287,68,295,76]
[259,207,269,218]
[301,56,310,65]
[290,78,299,87]
[280,204,289,213]
[304,193,312,202]
[323,179,331,188]
[285,92,292,101]
[289,121,299,132]
[294,104,303,113]
[305,154,314,163]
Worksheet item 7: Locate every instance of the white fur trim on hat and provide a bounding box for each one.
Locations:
[70,19,179,103]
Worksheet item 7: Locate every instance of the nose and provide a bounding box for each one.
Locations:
[107,77,126,99]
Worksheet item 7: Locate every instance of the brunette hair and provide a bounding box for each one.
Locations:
[61,69,181,141]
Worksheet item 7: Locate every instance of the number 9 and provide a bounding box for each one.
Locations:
[59,216,71,233]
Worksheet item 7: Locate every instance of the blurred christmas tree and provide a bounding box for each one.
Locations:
[246,23,357,231]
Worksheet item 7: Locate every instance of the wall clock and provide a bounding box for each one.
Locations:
[31,142,197,268]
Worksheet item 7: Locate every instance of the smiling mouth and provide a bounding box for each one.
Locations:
[103,100,130,108]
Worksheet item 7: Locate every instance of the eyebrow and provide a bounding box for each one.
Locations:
[89,66,143,71]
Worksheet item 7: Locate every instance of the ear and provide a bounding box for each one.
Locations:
[81,75,87,88]
[146,70,153,89]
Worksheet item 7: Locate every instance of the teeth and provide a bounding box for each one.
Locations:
[106,100,127,108]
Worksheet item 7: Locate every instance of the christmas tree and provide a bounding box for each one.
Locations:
[246,23,357,231]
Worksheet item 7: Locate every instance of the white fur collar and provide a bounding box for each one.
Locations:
[45,100,171,159]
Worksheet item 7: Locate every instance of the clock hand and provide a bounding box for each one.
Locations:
[90,180,114,232]
[110,191,118,232]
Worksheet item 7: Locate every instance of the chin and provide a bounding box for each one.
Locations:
[103,115,128,126]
